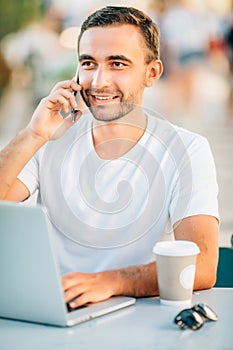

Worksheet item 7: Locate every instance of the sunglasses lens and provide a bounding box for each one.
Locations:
[193,303,218,321]
[174,309,204,330]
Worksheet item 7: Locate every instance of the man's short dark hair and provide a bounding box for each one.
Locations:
[77,6,160,63]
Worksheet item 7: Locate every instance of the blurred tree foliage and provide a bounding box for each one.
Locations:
[0,0,43,96]
[0,0,42,40]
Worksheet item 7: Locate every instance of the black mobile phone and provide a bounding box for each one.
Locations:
[59,65,80,120]
[71,65,80,122]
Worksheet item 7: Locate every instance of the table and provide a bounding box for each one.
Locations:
[0,288,232,350]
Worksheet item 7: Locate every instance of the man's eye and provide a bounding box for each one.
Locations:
[81,61,95,69]
[112,62,126,68]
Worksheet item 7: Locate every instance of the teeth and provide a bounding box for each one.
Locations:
[94,96,114,100]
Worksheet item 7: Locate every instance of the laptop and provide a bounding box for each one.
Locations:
[0,201,135,327]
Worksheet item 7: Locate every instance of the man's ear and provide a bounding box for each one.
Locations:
[145,59,163,87]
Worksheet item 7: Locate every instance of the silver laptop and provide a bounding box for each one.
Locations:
[0,201,135,327]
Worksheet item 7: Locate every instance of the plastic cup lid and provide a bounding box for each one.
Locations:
[153,240,200,257]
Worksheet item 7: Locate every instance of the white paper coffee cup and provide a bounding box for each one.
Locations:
[153,240,200,306]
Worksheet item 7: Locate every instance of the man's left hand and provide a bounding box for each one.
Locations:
[61,271,116,309]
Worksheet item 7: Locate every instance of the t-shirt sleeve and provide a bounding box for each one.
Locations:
[169,135,219,226]
[17,154,39,196]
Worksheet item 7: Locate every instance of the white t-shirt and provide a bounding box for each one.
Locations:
[18,113,219,274]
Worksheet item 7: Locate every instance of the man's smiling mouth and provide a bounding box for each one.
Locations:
[91,94,119,104]
[93,95,116,100]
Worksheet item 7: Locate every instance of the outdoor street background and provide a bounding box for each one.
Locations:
[0,0,232,247]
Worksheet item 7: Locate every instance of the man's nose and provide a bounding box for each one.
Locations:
[91,67,111,89]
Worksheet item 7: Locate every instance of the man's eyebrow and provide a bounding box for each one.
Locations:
[107,55,133,63]
[79,54,133,64]
[79,55,95,62]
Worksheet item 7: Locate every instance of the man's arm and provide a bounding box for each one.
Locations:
[173,214,219,290]
[0,129,45,201]
[62,262,159,309]
[62,214,218,309]
[0,80,81,201]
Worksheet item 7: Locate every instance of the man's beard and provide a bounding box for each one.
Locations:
[80,89,136,122]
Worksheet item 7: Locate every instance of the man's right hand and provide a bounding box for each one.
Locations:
[0,79,82,201]
[26,80,82,142]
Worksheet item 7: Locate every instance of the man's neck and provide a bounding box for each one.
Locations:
[92,109,147,160]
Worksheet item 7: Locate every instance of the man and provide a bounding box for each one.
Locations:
[0,6,219,310]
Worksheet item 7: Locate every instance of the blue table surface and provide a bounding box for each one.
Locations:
[0,288,232,350]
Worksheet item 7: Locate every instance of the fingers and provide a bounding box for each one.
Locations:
[61,272,113,309]
[44,88,79,116]
[40,79,82,118]
[47,95,71,114]
[68,293,101,309]
[27,79,83,142]
[64,284,87,304]
[66,288,108,309]
[51,80,81,94]
[62,272,80,292]
[62,273,91,308]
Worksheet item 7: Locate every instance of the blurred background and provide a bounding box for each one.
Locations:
[0,0,232,247]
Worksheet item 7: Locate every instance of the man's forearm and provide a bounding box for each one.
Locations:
[112,262,159,297]
[62,262,159,309]
[0,128,45,199]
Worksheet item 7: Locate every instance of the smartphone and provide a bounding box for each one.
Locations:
[71,65,80,122]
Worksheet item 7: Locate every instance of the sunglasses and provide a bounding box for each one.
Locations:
[174,303,218,330]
